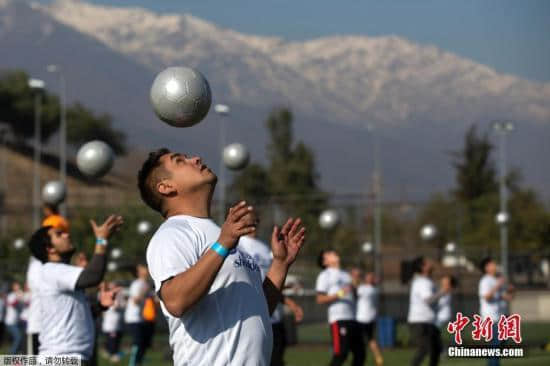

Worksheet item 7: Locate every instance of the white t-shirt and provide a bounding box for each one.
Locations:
[146,215,273,366]
[315,268,355,323]
[436,294,452,327]
[479,274,504,321]
[5,292,22,326]
[102,291,125,333]
[356,284,378,324]
[37,262,95,360]
[238,236,285,324]
[20,292,31,322]
[26,257,43,333]
[124,279,148,324]
[407,275,436,324]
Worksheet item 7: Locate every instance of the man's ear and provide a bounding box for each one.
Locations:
[157,180,177,196]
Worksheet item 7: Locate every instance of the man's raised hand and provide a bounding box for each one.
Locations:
[218,201,257,249]
[271,218,306,267]
[90,214,124,240]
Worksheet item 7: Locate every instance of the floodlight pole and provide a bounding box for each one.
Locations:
[215,104,230,224]
[369,124,383,283]
[29,78,45,229]
[493,120,514,278]
[48,65,67,216]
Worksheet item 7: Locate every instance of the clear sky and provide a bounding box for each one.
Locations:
[40,0,550,82]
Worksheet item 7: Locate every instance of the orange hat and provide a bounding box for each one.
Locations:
[42,214,70,233]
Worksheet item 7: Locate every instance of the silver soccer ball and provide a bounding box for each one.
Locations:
[111,248,122,259]
[13,238,25,250]
[420,224,438,240]
[76,140,114,179]
[223,143,250,170]
[137,220,152,235]
[42,180,66,205]
[319,209,340,230]
[150,66,212,127]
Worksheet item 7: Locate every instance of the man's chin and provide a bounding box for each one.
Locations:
[62,248,76,261]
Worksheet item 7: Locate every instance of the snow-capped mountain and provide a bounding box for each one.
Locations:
[1,0,548,198]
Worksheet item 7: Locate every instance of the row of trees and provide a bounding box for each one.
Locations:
[0,69,126,154]
[229,108,549,261]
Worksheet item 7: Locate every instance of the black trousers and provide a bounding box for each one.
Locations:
[409,323,443,366]
[129,322,155,366]
[329,320,365,366]
[271,322,287,366]
[104,331,122,356]
[30,333,40,355]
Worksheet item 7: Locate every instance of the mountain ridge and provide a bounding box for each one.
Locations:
[1,0,548,199]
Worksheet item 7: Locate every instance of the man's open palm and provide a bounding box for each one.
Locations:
[271,218,306,266]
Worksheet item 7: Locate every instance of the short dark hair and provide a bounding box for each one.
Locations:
[411,256,425,274]
[138,148,171,214]
[28,226,52,263]
[480,257,493,273]
[317,249,332,269]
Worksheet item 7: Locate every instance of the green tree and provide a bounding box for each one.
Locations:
[0,70,60,142]
[230,107,328,258]
[0,69,126,155]
[452,125,497,201]
[67,103,126,155]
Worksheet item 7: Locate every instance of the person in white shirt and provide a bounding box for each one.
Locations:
[5,281,24,354]
[102,282,126,362]
[239,233,304,366]
[435,276,456,329]
[316,249,365,366]
[138,148,306,366]
[407,256,450,366]
[26,256,43,355]
[478,257,515,366]
[356,271,383,366]
[125,263,153,366]
[27,215,123,364]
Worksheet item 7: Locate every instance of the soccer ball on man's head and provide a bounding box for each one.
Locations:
[150,66,212,127]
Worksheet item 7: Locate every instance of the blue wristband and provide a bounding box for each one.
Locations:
[96,238,108,246]
[211,242,229,258]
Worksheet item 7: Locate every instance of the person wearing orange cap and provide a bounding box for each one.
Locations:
[42,204,69,232]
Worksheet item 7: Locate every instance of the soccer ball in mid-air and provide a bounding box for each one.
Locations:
[42,181,66,205]
[150,66,212,127]
[223,143,250,170]
[76,140,114,179]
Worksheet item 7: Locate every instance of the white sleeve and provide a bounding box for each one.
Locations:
[357,285,367,298]
[129,282,142,298]
[44,263,84,291]
[417,280,434,302]
[315,273,328,294]
[479,277,491,298]
[146,225,202,293]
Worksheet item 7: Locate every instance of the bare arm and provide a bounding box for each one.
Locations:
[160,202,257,318]
[284,297,304,322]
[316,285,351,305]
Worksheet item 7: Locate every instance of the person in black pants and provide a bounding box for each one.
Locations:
[407,256,450,366]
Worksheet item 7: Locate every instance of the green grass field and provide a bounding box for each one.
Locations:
[2,322,549,365]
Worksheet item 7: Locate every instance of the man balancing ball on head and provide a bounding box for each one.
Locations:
[138,148,307,365]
